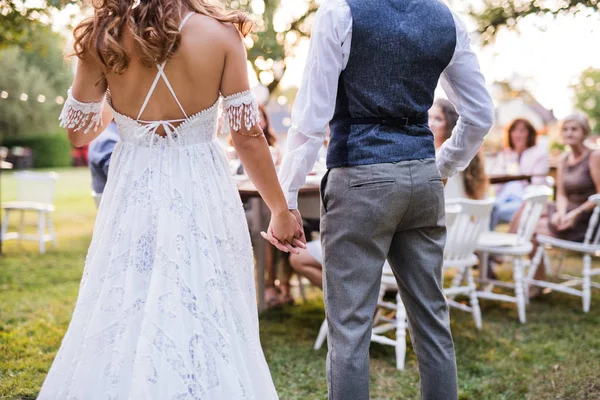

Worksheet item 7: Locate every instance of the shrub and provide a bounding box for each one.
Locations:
[1,132,71,168]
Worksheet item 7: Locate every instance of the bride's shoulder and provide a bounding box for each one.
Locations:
[183,13,242,46]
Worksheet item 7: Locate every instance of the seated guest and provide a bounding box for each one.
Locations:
[89,120,119,198]
[489,118,549,229]
[430,98,489,200]
[510,113,600,291]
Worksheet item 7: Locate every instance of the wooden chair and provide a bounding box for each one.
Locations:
[313,264,408,370]
[1,171,58,253]
[528,194,600,312]
[313,200,492,369]
[444,198,495,329]
[475,187,552,323]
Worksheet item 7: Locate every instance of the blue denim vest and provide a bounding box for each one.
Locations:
[327,0,457,168]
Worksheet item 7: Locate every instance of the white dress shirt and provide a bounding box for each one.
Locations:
[278,0,495,209]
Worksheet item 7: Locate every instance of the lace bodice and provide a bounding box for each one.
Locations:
[59,89,258,148]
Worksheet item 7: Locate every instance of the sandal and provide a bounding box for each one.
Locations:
[278,284,295,306]
[265,285,283,309]
[528,286,544,299]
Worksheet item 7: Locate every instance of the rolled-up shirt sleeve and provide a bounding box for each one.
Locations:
[278,0,350,210]
[437,12,495,179]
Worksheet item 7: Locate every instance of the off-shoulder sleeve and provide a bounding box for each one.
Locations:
[221,89,259,134]
[58,87,104,134]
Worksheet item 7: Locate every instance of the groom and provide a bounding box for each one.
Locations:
[274,0,494,398]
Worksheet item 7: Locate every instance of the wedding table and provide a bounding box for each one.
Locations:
[488,174,532,185]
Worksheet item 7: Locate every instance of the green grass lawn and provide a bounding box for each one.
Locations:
[1,167,600,400]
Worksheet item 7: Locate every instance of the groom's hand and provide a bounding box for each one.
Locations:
[261,210,306,254]
[289,209,307,245]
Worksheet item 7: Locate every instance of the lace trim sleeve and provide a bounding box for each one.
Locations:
[221,90,260,136]
[58,88,104,134]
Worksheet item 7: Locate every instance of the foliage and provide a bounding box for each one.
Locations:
[0,0,76,48]
[3,0,317,98]
[571,68,600,134]
[0,25,72,137]
[470,0,600,43]
[1,133,72,168]
[235,0,318,93]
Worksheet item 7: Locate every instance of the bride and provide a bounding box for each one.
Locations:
[38,0,305,398]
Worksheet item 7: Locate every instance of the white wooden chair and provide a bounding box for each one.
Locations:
[528,194,600,312]
[313,264,408,371]
[444,198,495,329]
[475,187,552,323]
[312,201,491,370]
[1,171,58,253]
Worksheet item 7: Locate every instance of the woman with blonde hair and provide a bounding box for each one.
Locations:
[510,113,600,292]
[39,0,305,397]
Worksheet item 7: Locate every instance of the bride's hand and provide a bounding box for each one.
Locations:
[261,211,306,253]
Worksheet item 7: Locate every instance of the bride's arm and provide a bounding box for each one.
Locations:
[60,56,112,147]
[220,27,305,251]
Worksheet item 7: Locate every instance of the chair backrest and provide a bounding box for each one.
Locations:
[445,198,495,261]
[584,194,600,246]
[515,186,552,244]
[14,171,58,204]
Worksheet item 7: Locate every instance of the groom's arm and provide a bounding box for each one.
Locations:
[278,0,351,210]
[437,11,495,179]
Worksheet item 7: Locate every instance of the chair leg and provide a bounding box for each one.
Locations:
[314,319,328,350]
[466,266,482,330]
[544,249,553,277]
[1,209,9,239]
[46,213,57,248]
[449,267,466,300]
[513,257,526,324]
[374,284,386,325]
[38,211,46,254]
[479,252,489,285]
[583,255,591,313]
[395,293,407,371]
[18,209,26,243]
[529,246,544,281]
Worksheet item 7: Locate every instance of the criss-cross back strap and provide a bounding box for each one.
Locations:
[136,12,195,121]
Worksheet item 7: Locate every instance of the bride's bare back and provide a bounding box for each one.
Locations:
[107,13,243,123]
[69,10,251,138]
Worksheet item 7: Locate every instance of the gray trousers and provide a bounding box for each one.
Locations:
[320,159,458,400]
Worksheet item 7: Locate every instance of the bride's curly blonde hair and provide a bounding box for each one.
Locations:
[73,0,252,75]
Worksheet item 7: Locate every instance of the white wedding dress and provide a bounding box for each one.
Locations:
[38,13,278,400]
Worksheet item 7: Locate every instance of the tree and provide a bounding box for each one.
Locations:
[0,25,72,137]
[2,0,317,101]
[0,0,76,48]
[239,0,318,93]
[572,68,600,135]
[470,0,599,43]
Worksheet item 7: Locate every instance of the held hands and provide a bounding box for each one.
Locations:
[261,209,307,254]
